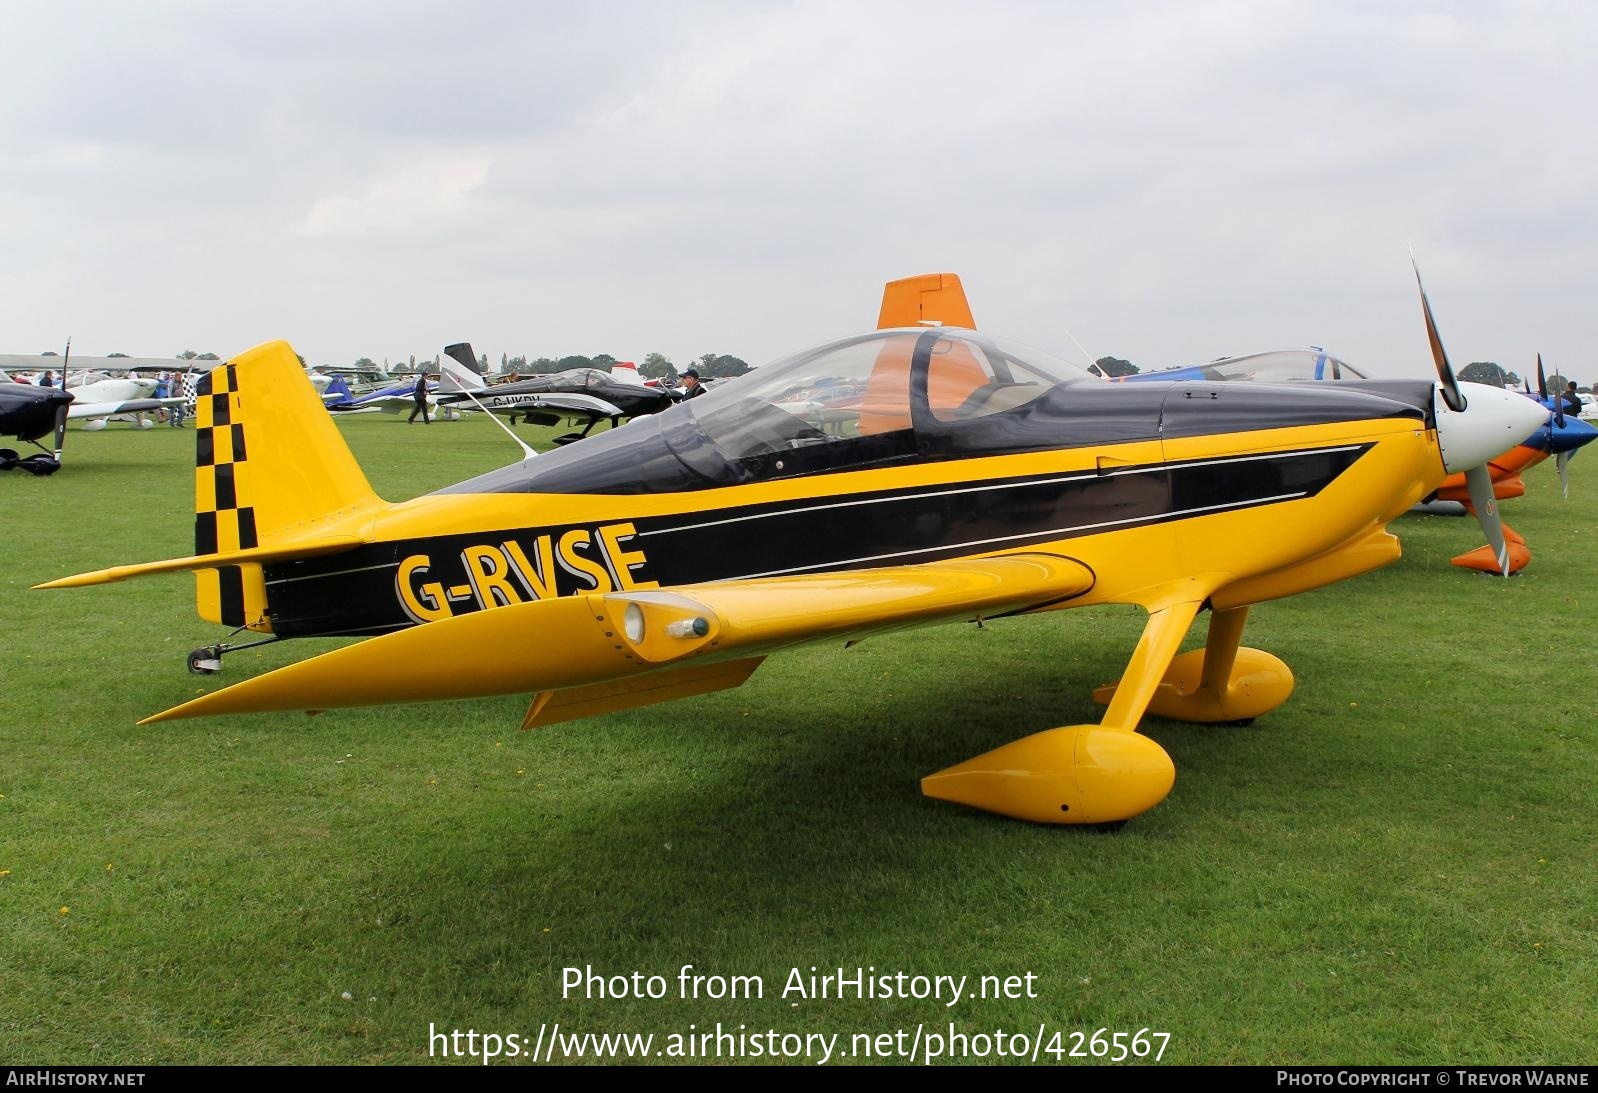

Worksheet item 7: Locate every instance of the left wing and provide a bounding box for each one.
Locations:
[67,396,188,420]
[139,553,1095,725]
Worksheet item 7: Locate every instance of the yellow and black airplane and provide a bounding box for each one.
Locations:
[39,273,1545,826]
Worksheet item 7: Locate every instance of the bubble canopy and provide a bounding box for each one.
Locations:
[443,328,1104,496]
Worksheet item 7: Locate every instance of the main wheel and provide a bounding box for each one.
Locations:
[19,454,61,476]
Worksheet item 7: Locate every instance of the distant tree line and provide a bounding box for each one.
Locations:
[1095,356,1139,377]
[35,349,221,361]
[36,345,753,382]
[1458,360,1588,392]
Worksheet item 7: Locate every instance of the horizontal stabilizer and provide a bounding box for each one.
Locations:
[140,553,1094,724]
[35,535,366,589]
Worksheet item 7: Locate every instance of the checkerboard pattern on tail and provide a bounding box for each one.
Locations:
[193,363,268,629]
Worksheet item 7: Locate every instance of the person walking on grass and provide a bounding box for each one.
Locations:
[409,372,431,424]
[170,373,188,427]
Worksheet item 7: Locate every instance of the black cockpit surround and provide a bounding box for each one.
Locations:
[436,331,1432,498]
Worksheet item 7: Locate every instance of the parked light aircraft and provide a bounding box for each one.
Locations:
[435,344,680,443]
[324,376,436,414]
[312,366,402,406]
[0,379,73,474]
[39,272,1545,826]
[1433,358,1598,573]
[3,353,199,431]
[66,374,188,431]
[1,359,189,473]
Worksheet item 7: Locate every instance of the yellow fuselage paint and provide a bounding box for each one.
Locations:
[295,415,1436,625]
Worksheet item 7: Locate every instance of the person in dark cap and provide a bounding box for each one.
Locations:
[680,368,707,399]
[408,371,432,423]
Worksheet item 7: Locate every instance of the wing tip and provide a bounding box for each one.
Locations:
[34,571,116,590]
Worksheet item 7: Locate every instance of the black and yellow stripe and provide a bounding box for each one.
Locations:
[194,363,270,631]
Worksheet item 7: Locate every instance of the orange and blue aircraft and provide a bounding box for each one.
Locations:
[38,271,1545,826]
[1391,355,1596,574]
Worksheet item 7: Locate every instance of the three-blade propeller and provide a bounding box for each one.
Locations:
[1535,352,1579,499]
[1413,262,1510,576]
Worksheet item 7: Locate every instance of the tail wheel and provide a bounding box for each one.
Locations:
[187,647,222,675]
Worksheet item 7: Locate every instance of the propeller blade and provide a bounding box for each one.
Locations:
[50,406,68,463]
[1465,464,1510,577]
[1536,353,1549,398]
[1557,449,1572,499]
[52,338,71,464]
[1539,354,1568,428]
[1412,260,1466,411]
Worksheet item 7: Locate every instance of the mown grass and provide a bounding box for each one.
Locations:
[1,413,1594,1066]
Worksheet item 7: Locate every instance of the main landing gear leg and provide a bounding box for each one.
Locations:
[921,597,1202,826]
[1091,605,1295,726]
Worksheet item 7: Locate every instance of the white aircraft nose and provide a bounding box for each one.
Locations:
[1434,382,1549,473]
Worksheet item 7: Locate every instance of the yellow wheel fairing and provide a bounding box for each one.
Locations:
[921,726,1177,825]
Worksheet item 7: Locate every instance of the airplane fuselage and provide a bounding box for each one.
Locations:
[251,377,1442,639]
[437,372,675,420]
[0,384,72,443]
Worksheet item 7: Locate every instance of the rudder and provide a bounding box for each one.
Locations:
[194,342,382,630]
[876,272,977,330]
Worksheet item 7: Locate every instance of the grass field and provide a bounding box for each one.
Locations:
[2,412,1594,1066]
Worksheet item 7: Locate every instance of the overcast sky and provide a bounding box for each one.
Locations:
[3,1,1594,380]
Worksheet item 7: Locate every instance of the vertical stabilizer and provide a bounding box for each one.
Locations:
[441,342,486,392]
[877,273,977,330]
[194,341,382,630]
